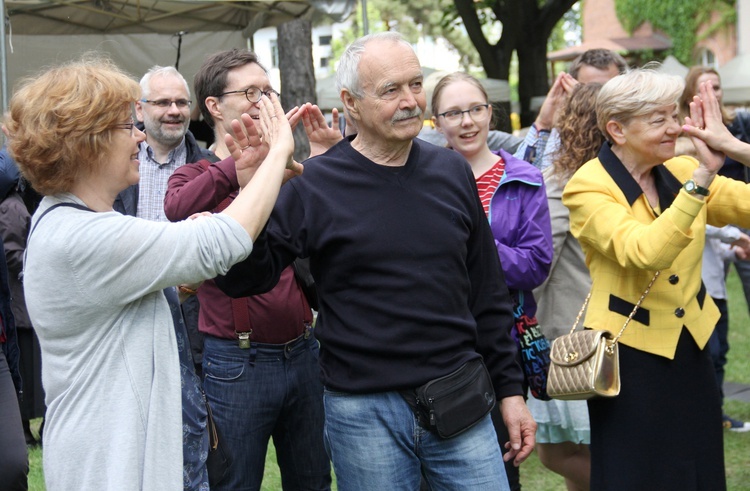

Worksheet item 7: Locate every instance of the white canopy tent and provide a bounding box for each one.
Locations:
[4,31,247,101]
[0,0,355,109]
[719,53,750,105]
[657,55,689,78]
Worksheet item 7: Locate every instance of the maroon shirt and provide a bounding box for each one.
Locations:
[165,156,311,343]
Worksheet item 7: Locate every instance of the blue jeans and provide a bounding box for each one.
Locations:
[203,334,331,491]
[323,390,509,491]
[164,287,209,491]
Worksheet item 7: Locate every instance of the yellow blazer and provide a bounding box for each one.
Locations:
[563,144,750,359]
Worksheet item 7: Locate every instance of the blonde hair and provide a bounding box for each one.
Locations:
[5,55,140,195]
[596,67,684,141]
[431,72,488,117]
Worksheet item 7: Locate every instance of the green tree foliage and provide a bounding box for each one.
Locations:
[452,0,579,127]
[330,0,480,71]
[615,0,735,64]
[548,4,581,53]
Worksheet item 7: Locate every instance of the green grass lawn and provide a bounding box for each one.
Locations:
[25,269,750,490]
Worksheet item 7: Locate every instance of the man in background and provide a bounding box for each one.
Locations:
[514,48,628,169]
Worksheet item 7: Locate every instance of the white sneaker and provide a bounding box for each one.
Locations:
[722,414,750,432]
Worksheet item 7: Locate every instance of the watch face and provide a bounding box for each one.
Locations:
[685,180,696,193]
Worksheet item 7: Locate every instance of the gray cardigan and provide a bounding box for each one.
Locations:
[24,194,251,491]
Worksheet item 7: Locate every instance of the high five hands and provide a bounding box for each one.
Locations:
[225,99,342,187]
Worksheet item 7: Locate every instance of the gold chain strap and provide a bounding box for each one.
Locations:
[569,293,592,335]
[569,271,661,343]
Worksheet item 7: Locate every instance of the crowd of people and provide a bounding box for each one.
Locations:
[0,30,748,491]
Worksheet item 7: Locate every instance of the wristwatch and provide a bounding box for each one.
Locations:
[683,179,710,197]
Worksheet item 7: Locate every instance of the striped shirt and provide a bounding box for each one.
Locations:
[475,158,505,216]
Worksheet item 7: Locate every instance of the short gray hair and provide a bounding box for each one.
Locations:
[140,65,190,99]
[596,66,684,140]
[336,31,414,99]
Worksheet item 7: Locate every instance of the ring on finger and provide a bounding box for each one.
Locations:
[240,145,251,150]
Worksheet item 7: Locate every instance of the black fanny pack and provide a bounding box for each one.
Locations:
[403,358,496,439]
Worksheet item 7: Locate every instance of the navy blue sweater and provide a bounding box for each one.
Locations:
[217,137,523,397]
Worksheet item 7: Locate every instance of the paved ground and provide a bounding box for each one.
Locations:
[725,381,750,402]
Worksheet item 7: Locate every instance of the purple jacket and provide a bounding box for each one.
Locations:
[489,149,553,318]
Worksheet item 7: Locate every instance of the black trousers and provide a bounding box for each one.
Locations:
[0,350,29,490]
[493,407,521,490]
[589,328,725,491]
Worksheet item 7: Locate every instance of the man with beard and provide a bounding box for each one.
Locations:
[114,65,211,491]
[116,66,210,221]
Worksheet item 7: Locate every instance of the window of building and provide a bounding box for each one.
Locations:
[320,57,330,68]
[697,49,717,69]
[319,35,332,46]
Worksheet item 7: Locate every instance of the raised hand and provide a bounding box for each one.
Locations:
[300,103,344,159]
[535,71,577,131]
[258,92,303,181]
[683,81,727,181]
[224,113,269,188]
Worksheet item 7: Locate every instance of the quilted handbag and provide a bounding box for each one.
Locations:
[547,271,660,400]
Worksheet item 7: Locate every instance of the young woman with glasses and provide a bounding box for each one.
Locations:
[432,72,553,491]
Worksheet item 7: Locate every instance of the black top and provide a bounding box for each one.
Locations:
[719,111,750,182]
[216,137,523,397]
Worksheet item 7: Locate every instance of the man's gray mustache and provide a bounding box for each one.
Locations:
[392,109,422,123]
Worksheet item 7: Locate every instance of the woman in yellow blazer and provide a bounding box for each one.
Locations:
[562,69,750,491]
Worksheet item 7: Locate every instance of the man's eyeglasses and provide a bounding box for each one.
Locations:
[140,99,192,109]
[217,86,280,104]
[112,118,136,136]
[437,104,490,125]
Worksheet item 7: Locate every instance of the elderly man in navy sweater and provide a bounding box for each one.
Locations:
[217,32,535,491]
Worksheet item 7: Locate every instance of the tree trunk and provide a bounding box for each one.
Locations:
[453,0,578,130]
[454,0,514,131]
[277,17,316,162]
[516,41,551,127]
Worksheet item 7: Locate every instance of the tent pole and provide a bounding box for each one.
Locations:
[0,0,6,116]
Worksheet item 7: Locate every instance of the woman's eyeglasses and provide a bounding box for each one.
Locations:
[217,86,280,104]
[112,118,136,136]
[437,104,490,125]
